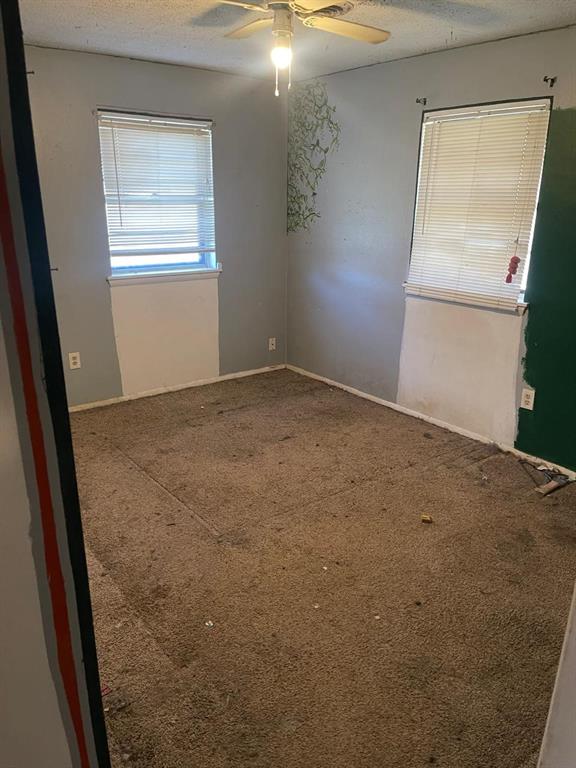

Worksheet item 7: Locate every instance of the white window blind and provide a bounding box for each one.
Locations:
[406,100,550,310]
[98,111,215,275]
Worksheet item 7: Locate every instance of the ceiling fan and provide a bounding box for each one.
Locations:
[218,0,390,94]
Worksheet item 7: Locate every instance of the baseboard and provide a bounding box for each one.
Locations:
[68,365,287,413]
[70,361,575,478]
[287,364,576,480]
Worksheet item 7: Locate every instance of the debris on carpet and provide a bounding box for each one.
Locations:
[519,459,573,497]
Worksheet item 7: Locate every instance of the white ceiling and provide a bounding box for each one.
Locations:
[20,0,576,80]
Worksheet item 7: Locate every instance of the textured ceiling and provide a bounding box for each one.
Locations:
[20,0,576,80]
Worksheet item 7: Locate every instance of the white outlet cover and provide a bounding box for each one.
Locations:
[268,337,276,352]
[521,387,535,410]
[68,352,81,370]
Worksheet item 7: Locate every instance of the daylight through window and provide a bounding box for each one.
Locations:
[98,111,216,276]
[406,99,550,309]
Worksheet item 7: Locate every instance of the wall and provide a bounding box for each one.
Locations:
[1,4,103,761]
[516,107,576,470]
[398,297,524,445]
[110,273,219,397]
[287,26,576,447]
[0,314,75,768]
[26,46,287,407]
[24,33,576,450]
[538,585,576,768]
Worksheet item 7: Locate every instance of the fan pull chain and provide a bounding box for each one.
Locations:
[273,62,290,96]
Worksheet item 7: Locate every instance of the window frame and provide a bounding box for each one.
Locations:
[405,96,553,312]
[96,108,219,279]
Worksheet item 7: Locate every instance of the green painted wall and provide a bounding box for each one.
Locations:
[516,108,576,470]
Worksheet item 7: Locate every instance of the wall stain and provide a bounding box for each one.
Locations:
[516,108,576,470]
[287,80,340,233]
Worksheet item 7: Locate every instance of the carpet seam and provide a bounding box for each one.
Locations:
[107,439,223,538]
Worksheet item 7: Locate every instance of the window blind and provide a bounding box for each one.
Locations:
[98,111,215,274]
[406,100,550,310]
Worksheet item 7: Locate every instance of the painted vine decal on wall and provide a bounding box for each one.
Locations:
[287,80,340,233]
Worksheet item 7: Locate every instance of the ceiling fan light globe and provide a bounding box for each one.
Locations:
[271,43,292,70]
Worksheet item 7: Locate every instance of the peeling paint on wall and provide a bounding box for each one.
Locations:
[287,80,340,233]
[516,108,576,470]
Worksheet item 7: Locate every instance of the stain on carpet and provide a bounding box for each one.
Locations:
[71,370,576,768]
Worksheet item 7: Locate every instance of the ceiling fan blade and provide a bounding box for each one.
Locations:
[220,0,270,12]
[226,16,274,38]
[302,15,390,44]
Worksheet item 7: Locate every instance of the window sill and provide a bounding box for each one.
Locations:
[107,267,222,287]
[404,284,528,315]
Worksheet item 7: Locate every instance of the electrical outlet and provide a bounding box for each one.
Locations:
[521,387,535,410]
[268,337,277,352]
[68,352,81,370]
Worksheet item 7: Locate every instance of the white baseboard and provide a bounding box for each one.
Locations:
[70,361,575,479]
[68,365,286,413]
[287,364,576,480]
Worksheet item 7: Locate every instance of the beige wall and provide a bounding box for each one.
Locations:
[110,273,220,397]
[398,297,525,446]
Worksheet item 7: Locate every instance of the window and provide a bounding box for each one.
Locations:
[406,99,550,310]
[98,111,216,276]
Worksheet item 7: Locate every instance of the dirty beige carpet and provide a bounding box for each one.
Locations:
[71,369,576,768]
